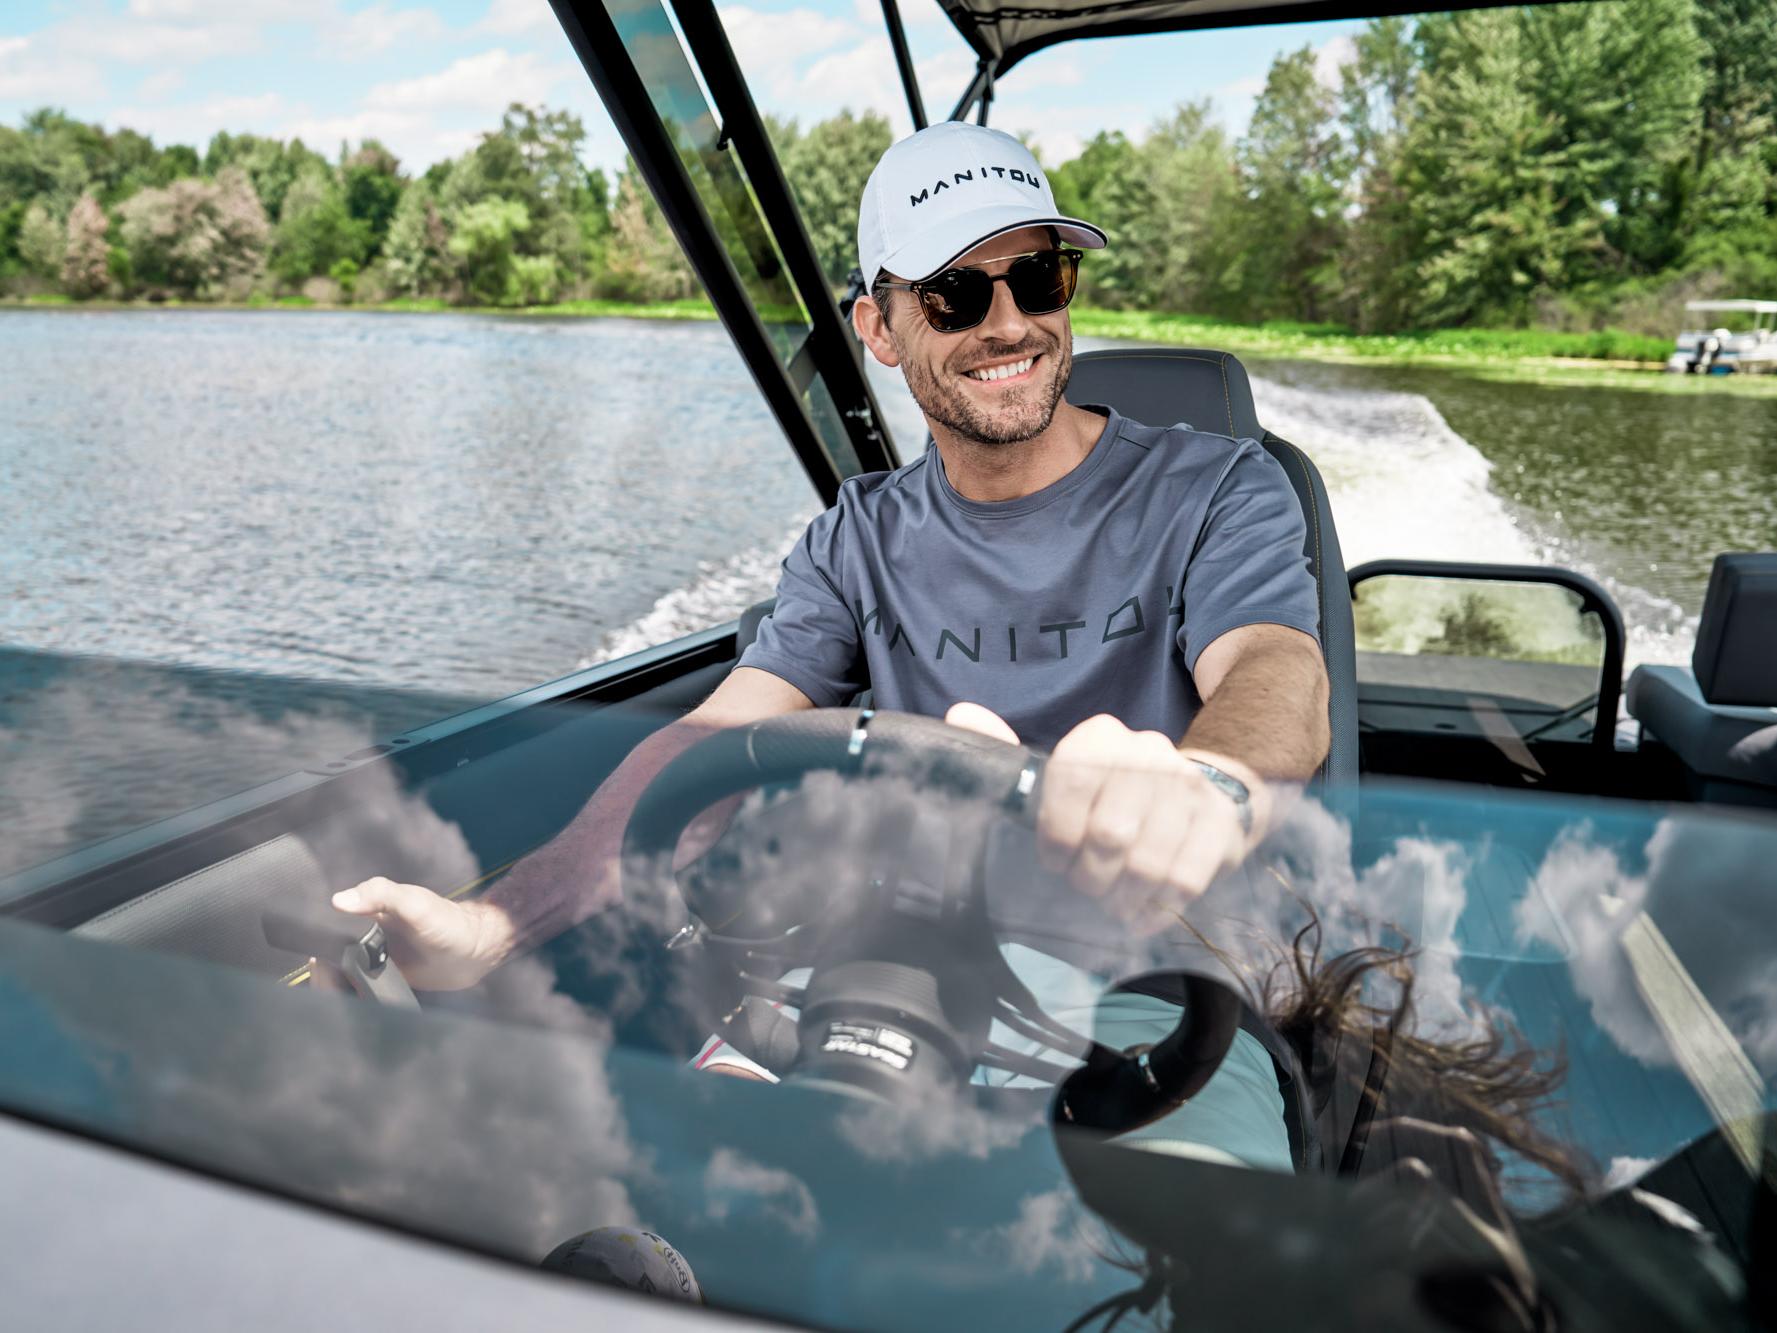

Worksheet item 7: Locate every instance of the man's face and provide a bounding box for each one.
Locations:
[856,226,1073,447]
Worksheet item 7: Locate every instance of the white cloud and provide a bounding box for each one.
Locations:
[996,98,1151,169]
[719,3,859,72]
[322,4,450,59]
[249,48,585,167]
[0,36,108,103]
[793,34,974,137]
[125,0,310,18]
[105,94,294,151]
[58,18,266,66]
[477,0,561,38]
[1314,34,1357,90]
[850,0,947,28]
[703,1147,821,1239]
[362,47,576,114]
[136,68,187,100]
[958,1187,1104,1284]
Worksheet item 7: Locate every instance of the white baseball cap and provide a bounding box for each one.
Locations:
[857,121,1106,291]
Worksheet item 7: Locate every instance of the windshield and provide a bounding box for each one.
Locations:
[3,687,1770,1331]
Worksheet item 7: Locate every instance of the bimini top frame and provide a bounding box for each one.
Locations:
[546,0,1521,502]
[935,0,1515,112]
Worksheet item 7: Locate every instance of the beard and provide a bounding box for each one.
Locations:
[898,331,1072,446]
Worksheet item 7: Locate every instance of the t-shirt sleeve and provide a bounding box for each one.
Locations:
[1176,439,1323,673]
[737,506,868,706]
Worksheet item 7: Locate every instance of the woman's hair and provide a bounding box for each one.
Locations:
[1256,910,1593,1201]
[1058,910,1592,1332]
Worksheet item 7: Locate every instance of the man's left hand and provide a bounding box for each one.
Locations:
[944,703,1261,934]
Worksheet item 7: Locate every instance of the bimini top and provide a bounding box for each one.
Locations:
[1684,299,1777,314]
[934,0,1498,75]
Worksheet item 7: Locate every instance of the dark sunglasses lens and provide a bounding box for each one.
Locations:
[1008,251,1078,315]
[918,267,993,331]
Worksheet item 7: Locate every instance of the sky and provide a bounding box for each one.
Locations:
[0,0,1364,174]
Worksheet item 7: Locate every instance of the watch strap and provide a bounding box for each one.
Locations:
[1185,758,1253,834]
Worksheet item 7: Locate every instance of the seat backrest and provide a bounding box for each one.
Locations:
[1693,552,1777,707]
[1067,348,1357,785]
[75,833,332,974]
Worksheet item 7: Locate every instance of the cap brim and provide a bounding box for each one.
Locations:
[877,204,1107,284]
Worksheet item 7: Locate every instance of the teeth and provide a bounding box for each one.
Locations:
[967,356,1034,382]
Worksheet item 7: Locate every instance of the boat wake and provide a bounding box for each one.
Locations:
[582,514,818,667]
[588,365,1694,675]
[1248,371,1695,669]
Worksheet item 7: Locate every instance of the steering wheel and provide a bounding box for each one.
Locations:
[621,707,1241,1135]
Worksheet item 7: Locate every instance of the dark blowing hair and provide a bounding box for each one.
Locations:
[1060,913,1591,1333]
[1257,911,1591,1201]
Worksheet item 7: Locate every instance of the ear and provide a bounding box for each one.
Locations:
[852,294,901,369]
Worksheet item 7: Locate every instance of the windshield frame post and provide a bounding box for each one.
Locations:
[549,0,846,504]
[948,59,995,124]
[667,0,901,478]
[880,0,929,131]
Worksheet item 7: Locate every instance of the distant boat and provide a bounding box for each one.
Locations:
[1666,298,1777,374]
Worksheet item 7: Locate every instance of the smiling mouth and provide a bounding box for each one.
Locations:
[963,354,1037,384]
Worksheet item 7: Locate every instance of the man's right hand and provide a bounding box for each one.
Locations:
[330,878,514,991]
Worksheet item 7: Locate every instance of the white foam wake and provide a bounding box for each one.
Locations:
[582,514,817,666]
[1249,372,1695,668]
[588,367,1693,674]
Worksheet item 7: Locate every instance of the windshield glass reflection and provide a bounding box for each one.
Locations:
[2,686,1770,1331]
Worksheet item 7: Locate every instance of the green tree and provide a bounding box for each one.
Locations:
[0,200,24,279]
[1405,12,1604,325]
[119,166,269,296]
[203,132,328,221]
[600,162,695,301]
[779,109,892,287]
[447,198,531,303]
[442,104,593,290]
[270,165,369,285]
[1234,47,1349,321]
[579,165,612,279]
[17,200,65,278]
[381,180,457,297]
[1336,17,1420,331]
[341,141,403,260]
[61,192,111,297]
[1050,131,1148,307]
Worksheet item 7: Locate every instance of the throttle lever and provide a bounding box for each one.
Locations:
[263,900,420,1009]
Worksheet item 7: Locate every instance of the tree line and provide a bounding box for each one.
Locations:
[2,0,1771,333]
[0,104,703,306]
[1048,0,1776,332]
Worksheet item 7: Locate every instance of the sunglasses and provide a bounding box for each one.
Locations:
[876,248,1083,333]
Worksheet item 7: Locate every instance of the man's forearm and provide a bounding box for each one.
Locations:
[1180,641,1330,783]
[471,712,726,965]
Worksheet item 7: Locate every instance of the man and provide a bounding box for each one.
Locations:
[332,123,1329,1037]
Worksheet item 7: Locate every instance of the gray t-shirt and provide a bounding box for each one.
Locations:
[740,406,1320,750]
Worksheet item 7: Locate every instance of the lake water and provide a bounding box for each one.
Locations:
[4,308,1773,879]
[7,308,1770,692]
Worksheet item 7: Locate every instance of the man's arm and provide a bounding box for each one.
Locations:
[997,622,1329,932]
[1176,621,1330,831]
[330,666,813,989]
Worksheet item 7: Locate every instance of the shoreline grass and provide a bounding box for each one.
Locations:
[10,292,1777,396]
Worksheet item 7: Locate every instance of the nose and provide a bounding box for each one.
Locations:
[972,272,1030,347]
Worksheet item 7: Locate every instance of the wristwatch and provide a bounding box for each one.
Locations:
[1185,758,1253,834]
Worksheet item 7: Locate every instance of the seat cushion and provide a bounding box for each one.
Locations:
[1626,665,1777,785]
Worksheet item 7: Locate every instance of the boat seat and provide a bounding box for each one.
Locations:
[1626,553,1777,801]
[736,348,1356,786]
